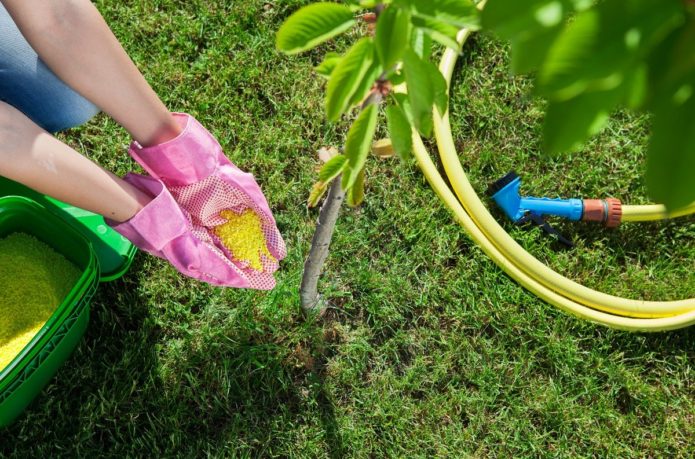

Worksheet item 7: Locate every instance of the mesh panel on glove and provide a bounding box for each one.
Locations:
[169,174,286,289]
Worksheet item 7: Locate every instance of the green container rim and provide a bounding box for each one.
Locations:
[0,196,98,392]
[0,176,135,282]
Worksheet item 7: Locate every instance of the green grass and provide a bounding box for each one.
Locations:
[2,1,694,457]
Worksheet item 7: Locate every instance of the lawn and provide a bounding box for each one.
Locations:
[1,0,694,457]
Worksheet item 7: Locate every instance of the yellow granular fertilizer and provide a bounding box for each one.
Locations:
[0,233,80,372]
[213,209,275,272]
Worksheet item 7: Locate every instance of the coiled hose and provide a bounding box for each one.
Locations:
[406,27,695,331]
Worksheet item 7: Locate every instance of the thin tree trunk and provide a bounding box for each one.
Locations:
[299,78,383,317]
[300,175,346,315]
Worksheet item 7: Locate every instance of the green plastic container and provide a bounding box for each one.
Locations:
[0,178,135,427]
[0,177,136,281]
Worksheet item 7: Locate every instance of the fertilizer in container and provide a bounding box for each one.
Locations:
[0,232,80,371]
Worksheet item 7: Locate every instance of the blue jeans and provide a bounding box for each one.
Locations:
[0,3,99,133]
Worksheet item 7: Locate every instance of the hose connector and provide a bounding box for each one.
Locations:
[488,171,622,228]
[582,198,622,227]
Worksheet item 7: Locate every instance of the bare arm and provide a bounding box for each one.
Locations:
[0,101,150,222]
[1,0,180,146]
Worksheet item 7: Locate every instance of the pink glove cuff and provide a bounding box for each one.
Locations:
[129,113,221,186]
[109,172,189,253]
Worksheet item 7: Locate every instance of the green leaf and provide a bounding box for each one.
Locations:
[387,69,405,86]
[411,15,461,51]
[644,21,687,108]
[645,23,695,210]
[427,59,448,115]
[411,0,479,29]
[437,0,479,29]
[482,0,580,39]
[315,52,342,79]
[326,38,375,120]
[386,103,413,160]
[402,49,447,136]
[538,0,684,101]
[647,81,695,210]
[543,87,623,154]
[308,181,329,208]
[342,104,379,190]
[509,25,562,74]
[410,29,433,58]
[482,0,584,74]
[276,3,356,54]
[624,64,648,109]
[537,9,601,100]
[318,154,347,182]
[348,59,383,107]
[375,6,411,70]
[402,49,433,136]
[355,0,379,9]
[346,168,366,207]
[393,92,416,127]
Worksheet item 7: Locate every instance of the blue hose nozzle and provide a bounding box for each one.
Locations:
[487,171,583,223]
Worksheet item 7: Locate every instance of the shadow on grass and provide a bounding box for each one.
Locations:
[308,311,346,459]
[0,255,344,457]
[2,250,690,456]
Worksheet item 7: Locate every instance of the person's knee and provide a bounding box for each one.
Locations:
[0,101,18,133]
[0,92,98,134]
[0,101,25,156]
[44,96,100,133]
[1,1,99,133]
[30,61,100,132]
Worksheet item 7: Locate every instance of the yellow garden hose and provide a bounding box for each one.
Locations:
[406,27,695,331]
[622,202,695,222]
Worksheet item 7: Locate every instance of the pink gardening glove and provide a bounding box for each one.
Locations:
[108,173,263,288]
[128,113,286,291]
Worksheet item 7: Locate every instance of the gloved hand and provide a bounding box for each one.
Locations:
[128,113,286,290]
[108,173,269,289]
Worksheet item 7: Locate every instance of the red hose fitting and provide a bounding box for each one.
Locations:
[582,198,622,227]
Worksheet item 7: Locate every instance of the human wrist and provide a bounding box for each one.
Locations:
[137,114,183,147]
